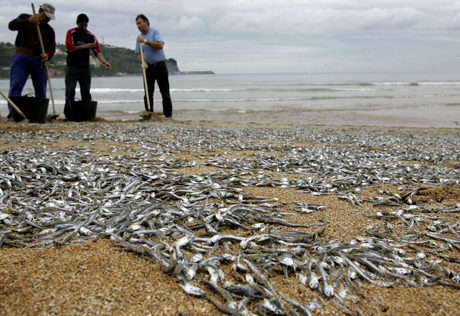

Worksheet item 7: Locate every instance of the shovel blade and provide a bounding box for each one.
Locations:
[46,114,59,122]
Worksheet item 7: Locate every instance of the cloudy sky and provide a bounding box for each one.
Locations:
[2,0,460,74]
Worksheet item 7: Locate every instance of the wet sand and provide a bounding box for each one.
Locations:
[166,105,460,129]
[0,116,459,315]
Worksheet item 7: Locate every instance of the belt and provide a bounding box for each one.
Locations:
[148,60,165,67]
[16,46,38,56]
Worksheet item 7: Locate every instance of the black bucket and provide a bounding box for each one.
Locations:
[69,100,98,122]
[10,95,49,123]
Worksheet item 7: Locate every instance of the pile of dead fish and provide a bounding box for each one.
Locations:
[0,123,459,315]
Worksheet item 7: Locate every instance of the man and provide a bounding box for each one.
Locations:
[135,14,172,118]
[7,3,56,120]
[64,13,111,119]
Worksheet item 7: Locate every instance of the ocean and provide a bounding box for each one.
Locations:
[1,72,459,127]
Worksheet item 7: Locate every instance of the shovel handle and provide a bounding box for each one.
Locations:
[139,43,151,111]
[31,3,56,115]
[0,90,27,119]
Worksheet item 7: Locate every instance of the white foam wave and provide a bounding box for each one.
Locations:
[172,97,306,103]
[208,107,247,113]
[83,88,246,93]
[417,82,460,86]
[80,88,144,93]
[96,99,144,104]
[0,99,144,105]
[365,82,460,86]
[170,88,245,92]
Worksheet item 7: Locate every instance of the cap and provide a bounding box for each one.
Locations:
[40,3,56,20]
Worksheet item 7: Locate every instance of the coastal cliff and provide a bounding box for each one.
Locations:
[0,42,212,78]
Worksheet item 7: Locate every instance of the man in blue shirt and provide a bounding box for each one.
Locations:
[134,14,172,118]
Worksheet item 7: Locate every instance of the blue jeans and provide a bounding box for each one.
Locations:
[8,53,47,119]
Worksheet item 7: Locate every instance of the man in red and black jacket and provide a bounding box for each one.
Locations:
[64,13,111,119]
[7,3,56,120]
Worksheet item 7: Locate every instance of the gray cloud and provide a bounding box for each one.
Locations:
[2,0,460,73]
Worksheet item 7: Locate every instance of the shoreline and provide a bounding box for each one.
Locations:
[2,115,460,131]
[0,119,459,315]
[3,103,457,129]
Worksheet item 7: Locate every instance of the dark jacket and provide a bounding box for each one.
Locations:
[65,27,101,68]
[9,13,55,59]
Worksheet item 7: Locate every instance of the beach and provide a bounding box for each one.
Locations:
[0,116,459,316]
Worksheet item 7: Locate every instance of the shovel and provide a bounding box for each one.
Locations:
[139,41,153,120]
[0,89,29,123]
[32,3,59,121]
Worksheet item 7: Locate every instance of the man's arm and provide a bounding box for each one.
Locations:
[75,43,96,51]
[65,29,76,51]
[66,29,96,52]
[96,52,111,70]
[137,35,164,50]
[92,35,110,70]
[8,14,34,30]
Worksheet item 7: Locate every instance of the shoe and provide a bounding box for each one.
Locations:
[7,117,13,122]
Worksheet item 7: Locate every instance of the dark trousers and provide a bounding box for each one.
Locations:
[144,61,173,117]
[64,66,91,118]
[8,53,47,119]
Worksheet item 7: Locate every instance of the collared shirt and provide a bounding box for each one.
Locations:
[134,27,166,64]
[65,28,101,68]
[8,13,56,60]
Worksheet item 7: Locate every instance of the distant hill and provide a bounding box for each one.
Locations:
[0,42,179,78]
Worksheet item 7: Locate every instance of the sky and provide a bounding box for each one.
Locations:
[1,0,460,74]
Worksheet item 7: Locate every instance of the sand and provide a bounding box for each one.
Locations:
[0,116,459,316]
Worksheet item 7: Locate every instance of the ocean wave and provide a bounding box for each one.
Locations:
[171,96,398,103]
[417,82,460,86]
[0,99,144,106]
[96,99,144,104]
[81,88,144,93]
[2,92,456,107]
[0,95,434,106]
[87,86,412,93]
[88,87,251,93]
[353,82,460,87]
[287,81,460,87]
[170,88,249,92]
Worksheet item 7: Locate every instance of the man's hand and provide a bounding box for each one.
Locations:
[104,62,112,70]
[138,35,145,43]
[40,53,49,61]
[28,14,40,26]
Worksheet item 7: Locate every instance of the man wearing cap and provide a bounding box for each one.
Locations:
[135,14,173,118]
[7,3,56,120]
[64,13,111,120]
